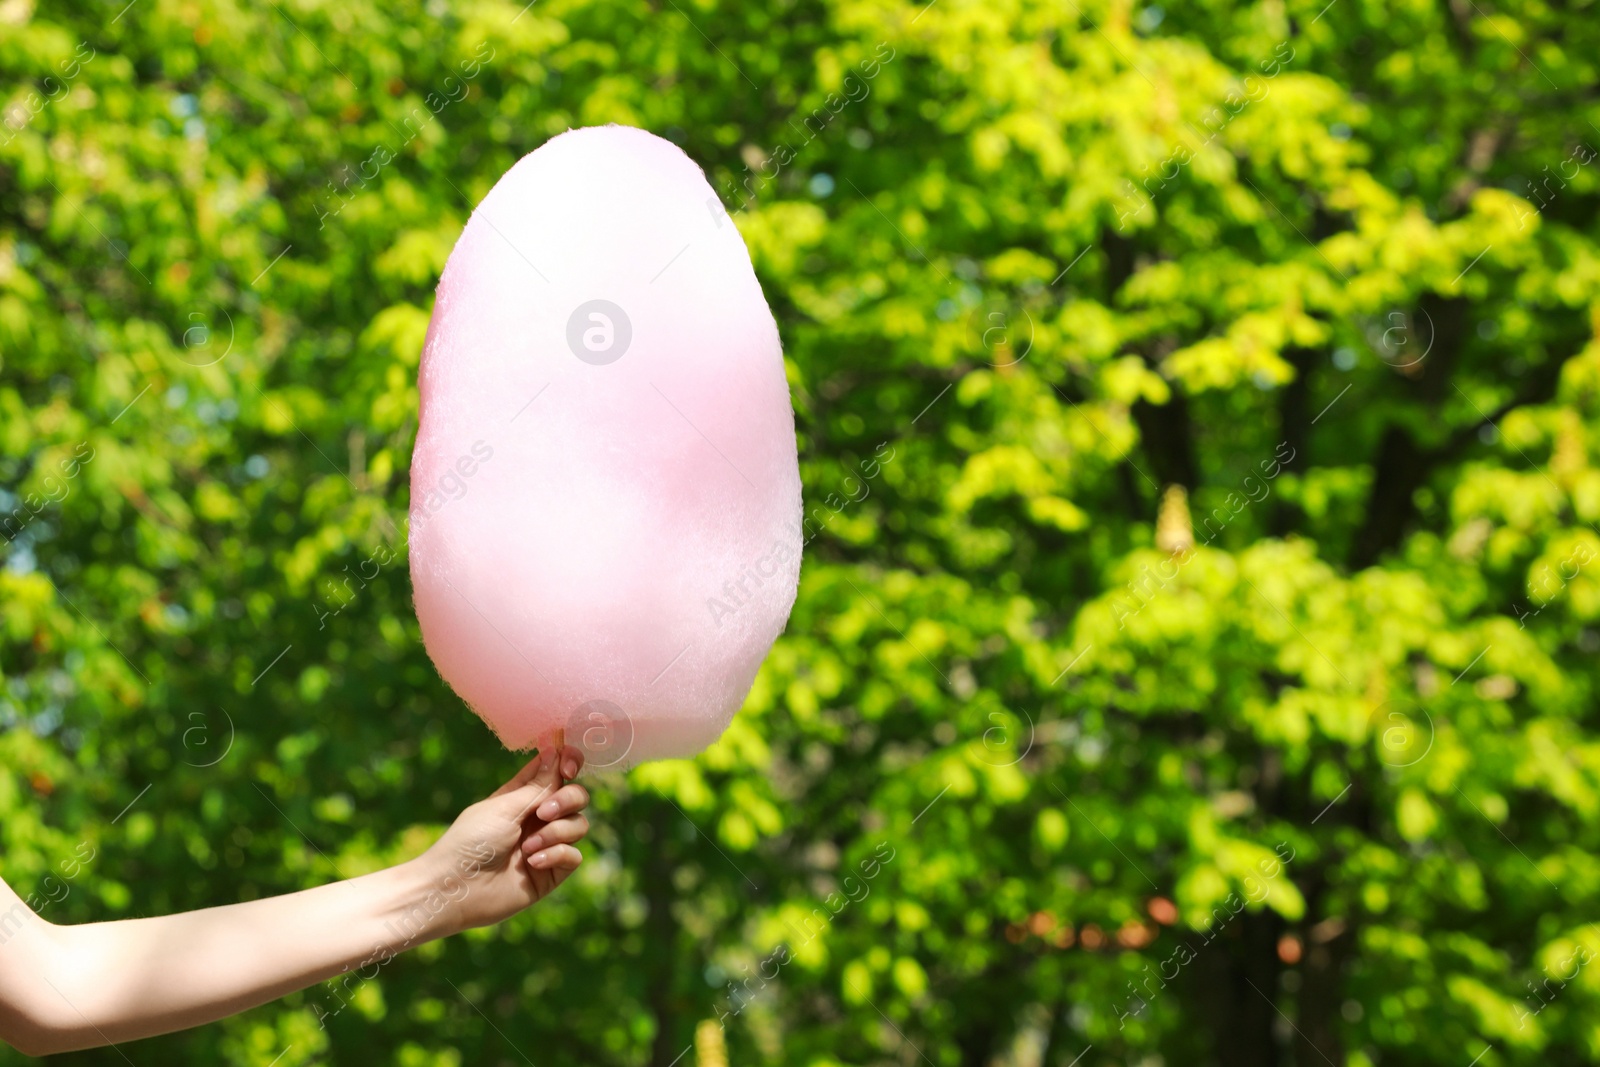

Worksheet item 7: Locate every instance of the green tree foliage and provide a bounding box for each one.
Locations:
[4,0,1600,1064]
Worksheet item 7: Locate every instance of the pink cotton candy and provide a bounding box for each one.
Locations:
[408,125,802,766]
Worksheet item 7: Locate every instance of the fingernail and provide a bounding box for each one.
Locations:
[538,801,557,819]
[524,833,544,853]
[563,760,577,779]
[529,850,551,868]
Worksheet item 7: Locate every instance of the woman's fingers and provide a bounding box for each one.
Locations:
[533,783,590,823]
[525,843,583,870]
[488,743,584,801]
[500,749,569,822]
[521,813,590,855]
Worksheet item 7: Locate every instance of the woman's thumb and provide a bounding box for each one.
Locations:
[489,733,564,816]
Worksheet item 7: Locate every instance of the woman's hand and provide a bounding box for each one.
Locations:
[410,742,591,937]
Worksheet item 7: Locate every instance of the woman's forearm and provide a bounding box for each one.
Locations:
[0,747,588,1057]
[11,857,455,1054]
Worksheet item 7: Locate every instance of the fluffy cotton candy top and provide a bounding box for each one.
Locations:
[409,125,802,766]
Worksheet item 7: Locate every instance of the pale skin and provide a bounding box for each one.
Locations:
[0,742,591,1056]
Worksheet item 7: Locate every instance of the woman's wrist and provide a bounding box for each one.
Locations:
[389,834,504,943]
[371,858,466,955]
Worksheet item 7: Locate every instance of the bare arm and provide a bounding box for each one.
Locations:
[0,745,590,1056]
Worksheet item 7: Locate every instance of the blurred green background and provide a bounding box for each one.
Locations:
[4,0,1600,1063]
